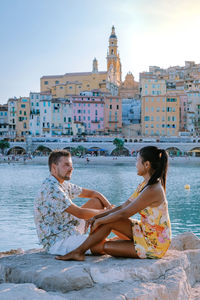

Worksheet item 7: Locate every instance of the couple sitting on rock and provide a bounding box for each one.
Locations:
[34,146,171,261]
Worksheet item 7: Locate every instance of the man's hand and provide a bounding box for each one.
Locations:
[105,204,115,210]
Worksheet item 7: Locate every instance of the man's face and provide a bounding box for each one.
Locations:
[54,156,73,181]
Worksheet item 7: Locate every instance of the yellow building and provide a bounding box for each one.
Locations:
[40,26,122,97]
[16,97,30,141]
[141,79,180,136]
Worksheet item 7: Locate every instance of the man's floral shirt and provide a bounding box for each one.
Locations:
[34,175,82,250]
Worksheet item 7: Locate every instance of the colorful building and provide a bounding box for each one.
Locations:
[0,104,9,139]
[15,97,30,141]
[104,96,122,134]
[71,95,105,134]
[7,98,18,140]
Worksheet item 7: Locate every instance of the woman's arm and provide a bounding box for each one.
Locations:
[91,187,161,231]
[92,198,132,220]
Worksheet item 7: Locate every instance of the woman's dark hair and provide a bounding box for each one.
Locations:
[139,146,168,191]
[48,150,71,171]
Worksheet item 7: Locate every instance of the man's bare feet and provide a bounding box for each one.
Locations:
[55,251,85,261]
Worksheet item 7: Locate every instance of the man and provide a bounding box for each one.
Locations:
[34,150,112,255]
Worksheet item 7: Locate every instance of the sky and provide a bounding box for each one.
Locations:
[1,0,200,104]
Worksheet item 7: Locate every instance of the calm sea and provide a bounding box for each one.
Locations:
[0,161,199,252]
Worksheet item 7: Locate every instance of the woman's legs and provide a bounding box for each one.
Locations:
[56,218,137,261]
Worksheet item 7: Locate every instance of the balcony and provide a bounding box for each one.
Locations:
[91,120,100,123]
[108,121,118,123]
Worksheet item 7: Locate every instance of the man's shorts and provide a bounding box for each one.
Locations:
[48,219,91,255]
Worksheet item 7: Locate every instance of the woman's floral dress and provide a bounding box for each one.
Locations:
[130,182,171,259]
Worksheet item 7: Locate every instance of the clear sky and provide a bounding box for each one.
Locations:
[1,0,200,104]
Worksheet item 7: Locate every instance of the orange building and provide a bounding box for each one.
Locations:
[104,96,122,134]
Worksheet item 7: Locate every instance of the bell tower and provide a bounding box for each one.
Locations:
[107,26,122,85]
[92,57,98,73]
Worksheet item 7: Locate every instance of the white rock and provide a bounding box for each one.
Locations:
[170,232,200,251]
[0,283,66,300]
[0,232,199,300]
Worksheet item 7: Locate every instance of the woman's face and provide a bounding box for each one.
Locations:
[136,154,149,176]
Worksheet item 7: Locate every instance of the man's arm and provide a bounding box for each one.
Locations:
[78,188,112,209]
[64,203,104,220]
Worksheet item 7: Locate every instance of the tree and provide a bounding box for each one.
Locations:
[113,138,124,150]
[0,140,10,154]
[112,138,129,156]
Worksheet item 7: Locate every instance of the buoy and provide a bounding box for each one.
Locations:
[184,184,190,190]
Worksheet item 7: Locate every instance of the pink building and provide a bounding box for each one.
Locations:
[179,93,188,131]
[71,95,105,134]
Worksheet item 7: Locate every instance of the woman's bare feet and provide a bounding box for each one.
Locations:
[55,251,85,261]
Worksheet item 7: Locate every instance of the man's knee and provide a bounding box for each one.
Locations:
[90,197,104,208]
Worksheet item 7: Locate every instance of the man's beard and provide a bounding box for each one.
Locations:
[58,171,71,181]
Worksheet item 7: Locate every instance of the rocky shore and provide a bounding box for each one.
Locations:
[0,232,200,300]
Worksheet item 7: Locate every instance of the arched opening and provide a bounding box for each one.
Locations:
[129,139,132,142]
[166,147,182,156]
[86,147,107,156]
[111,147,130,156]
[7,147,26,155]
[34,145,52,156]
[188,147,200,157]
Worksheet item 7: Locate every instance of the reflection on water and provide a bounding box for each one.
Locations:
[0,162,199,251]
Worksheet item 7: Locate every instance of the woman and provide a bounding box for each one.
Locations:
[56,146,171,261]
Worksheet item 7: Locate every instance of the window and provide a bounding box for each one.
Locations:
[21,104,25,108]
[144,116,150,121]
[44,81,48,85]
[145,107,148,112]
[156,107,160,112]
[55,80,59,84]
[151,107,154,112]
[117,105,119,110]
[68,117,71,122]
[110,105,112,109]
[151,116,154,121]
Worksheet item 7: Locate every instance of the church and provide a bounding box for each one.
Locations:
[40,26,123,97]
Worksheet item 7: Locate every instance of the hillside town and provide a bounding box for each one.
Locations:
[0,26,200,145]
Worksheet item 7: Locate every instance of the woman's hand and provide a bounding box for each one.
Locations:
[84,217,96,233]
[90,219,101,233]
